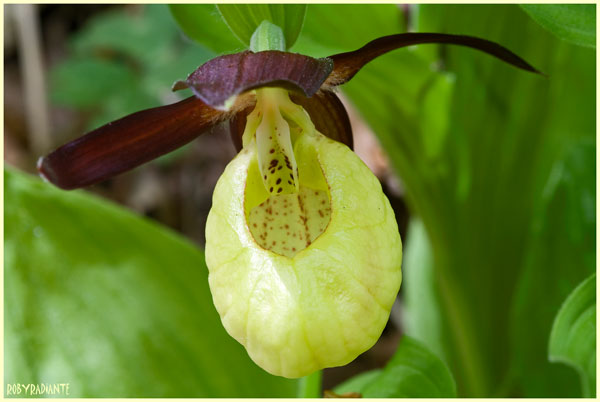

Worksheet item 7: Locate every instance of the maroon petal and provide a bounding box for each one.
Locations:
[226,107,254,153]
[173,51,333,109]
[38,96,231,189]
[227,92,353,151]
[324,33,543,86]
[290,91,353,150]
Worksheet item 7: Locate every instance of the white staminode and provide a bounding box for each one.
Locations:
[243,88,330,257]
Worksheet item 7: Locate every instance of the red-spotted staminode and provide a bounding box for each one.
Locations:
[38,21,540,378]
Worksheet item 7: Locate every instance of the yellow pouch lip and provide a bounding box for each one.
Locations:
[205,131,402,378]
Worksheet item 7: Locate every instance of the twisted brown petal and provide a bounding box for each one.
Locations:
[38,96,232,189]
[227,91,353,152]
[173,51,333,109]
[324,33,543,87]
[290,91,353,150]
[226,106,254,153]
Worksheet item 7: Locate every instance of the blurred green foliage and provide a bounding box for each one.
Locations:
[49,5,214,130]
[4,167,297,397]
[5,4,596,398]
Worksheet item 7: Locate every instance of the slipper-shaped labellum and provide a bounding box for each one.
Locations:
[206,87,402,378]
[38,33,541,378]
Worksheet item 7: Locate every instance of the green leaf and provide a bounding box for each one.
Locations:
[401,219,447,362]
[169,4,243,53]
[292,4,404,57]
[333,3,594,396]
[510,138,595,397]
[216,4,306,49]
[334,370,381,395]
[334,337,456,397]
[549,274,596,397]
[4,167,297,397]
[419,74,455,161]
[521,4,595,48]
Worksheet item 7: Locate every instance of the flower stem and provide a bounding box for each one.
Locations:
[296,370,322,398]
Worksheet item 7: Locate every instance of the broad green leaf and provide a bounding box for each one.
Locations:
[168,4,243,53]
[216,4,306,49]
[549,274,596,397]
[292,4,404,57]
[334,3,594,396]
[401,219,447,363]
[334,370,381,395]
[334,337,456,397]
[414,5,593,396]
[521,4,595,48]
[4,167,297,397]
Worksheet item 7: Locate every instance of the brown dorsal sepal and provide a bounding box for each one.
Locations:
[173,51,334,110]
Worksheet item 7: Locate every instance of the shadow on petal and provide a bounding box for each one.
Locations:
[290,91,353,150]
[227,91,353,152]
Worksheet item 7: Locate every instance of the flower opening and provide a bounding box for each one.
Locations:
[243,88,332,257]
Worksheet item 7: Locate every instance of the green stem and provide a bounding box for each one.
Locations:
[297,370,322,398]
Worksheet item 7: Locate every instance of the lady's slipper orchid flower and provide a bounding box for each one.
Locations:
[38,31,539,378]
